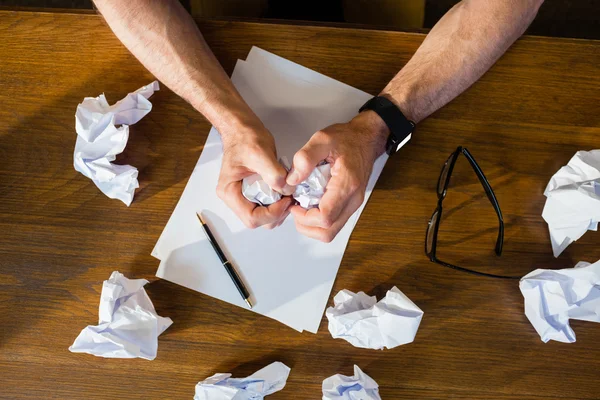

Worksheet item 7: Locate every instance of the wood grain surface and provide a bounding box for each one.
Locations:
[1,9,599,400]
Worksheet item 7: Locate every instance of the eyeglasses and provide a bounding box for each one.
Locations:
[425,146,519,280]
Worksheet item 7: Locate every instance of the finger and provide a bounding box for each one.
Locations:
[222,181,292,228]
[294,192,364,243]
[265,209,291,230]
[287,133,331,186]
[248,149,294,195]
[277,210,291,227]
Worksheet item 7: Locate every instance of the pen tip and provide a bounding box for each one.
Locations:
[196,212,204,224]
[245,298,253,309]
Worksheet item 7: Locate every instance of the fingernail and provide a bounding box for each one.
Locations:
[281,183,295,196]
[287,171,300,185]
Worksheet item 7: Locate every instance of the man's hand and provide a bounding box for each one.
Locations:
[286,111,389,242]
[217,122,294,230]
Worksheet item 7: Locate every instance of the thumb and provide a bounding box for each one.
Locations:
[249,150,293,195]
[287,135,331,186]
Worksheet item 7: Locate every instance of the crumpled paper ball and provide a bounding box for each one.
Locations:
[519,259,600,343]
[194,361,290,400]
[242,174,283,206]
[542,149,600,257]
[69,271,172,360]
[326,286,423,350]
[242,160,331,209]
[322,365,381,400]
[73,81,159,206]
[292,163,331,208]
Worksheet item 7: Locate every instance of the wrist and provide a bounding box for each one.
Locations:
[380,84,419,123]
[197,98,268,148]
[349,110,390,157]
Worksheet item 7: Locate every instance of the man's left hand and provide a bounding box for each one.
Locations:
[286,110,390,242]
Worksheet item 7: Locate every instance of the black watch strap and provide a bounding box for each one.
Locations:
[359,96,415,155]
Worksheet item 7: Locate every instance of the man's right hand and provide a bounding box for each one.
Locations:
[217,122,294,230]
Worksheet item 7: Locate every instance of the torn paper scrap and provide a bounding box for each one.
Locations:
[322,365,381,400]
[194,361,290,400]
[542,150,600,257]
[520,259,600,343]
[241,162,331,208]
[69,271,172,360]
[326,286,423,350]
[73,81,159,206]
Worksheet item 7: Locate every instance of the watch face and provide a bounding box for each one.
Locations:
[395,133,412,152]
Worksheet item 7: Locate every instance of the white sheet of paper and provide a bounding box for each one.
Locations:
[69,271,172,360]
[322,365,382,400]
[73,81,159,206]
[194,362,290,400]
[326,286,423,349]
[519,259,600,343]
[541,150,600,257]
[152,47,387,333]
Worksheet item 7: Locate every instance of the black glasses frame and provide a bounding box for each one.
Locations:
[425,146,519,280]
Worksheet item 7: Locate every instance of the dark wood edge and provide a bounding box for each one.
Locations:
[0,6,96,14]
[1,7,598,44]
[194,15,432,35]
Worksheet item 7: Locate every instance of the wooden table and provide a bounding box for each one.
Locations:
[1,9,599,399]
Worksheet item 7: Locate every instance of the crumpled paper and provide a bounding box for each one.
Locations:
[69,271,172,360]
[242,174,282,206]
[326,286,423,350]
[293,163,331,208]
[520,259,600,343]
[242,159,331,209]
[322,365,381,400]
[542,150,600,257]
[194,361,290,400]
[73,81,159,206]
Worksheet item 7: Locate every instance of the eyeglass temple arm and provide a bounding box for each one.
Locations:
[435,258,520,280]
[461,148,504,255]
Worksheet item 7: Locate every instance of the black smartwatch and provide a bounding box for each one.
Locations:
[359,96,415,155]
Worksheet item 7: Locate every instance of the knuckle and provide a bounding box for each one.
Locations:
[243,218,259,230]
[314,130,334,146]
[348,176,361,192]
[313,130,328,140]
[320,215,334,229]
[216,184,226,200]
[356,191,365,205]
[293,150,312,171]
[320,231,335,243]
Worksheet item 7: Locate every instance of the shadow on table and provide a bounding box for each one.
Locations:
[211,350,298,378]
[0,72,207,345]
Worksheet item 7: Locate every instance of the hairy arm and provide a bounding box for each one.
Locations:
[94,0,293,227]
[382,0,544,124]
[289,0,544,242]
[93,0,255,137]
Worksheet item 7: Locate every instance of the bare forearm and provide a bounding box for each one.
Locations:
[94,0,258,138]
[382,0,543,123]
